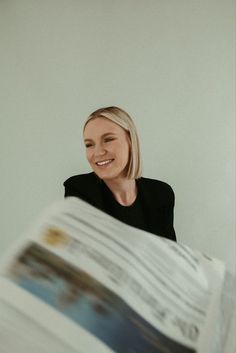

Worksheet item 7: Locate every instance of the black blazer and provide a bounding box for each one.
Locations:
[64,172,176,241]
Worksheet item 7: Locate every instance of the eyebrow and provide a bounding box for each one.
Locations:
[84,132,116,142]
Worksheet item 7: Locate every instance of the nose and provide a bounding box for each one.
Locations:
[94,143,106,157]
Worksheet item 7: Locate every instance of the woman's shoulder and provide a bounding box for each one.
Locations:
[63,172,101,196]
[138,176,174,190]
[137,177,175,202]
[64,172,98,187]
[63,172,103,206]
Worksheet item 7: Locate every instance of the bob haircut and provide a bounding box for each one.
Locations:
[83,106,142,179]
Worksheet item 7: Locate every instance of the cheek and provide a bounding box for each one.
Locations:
[86,150,92,162]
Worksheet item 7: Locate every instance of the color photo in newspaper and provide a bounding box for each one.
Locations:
[5,241,196,353]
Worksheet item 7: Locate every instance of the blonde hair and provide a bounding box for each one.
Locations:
[83,106,142,179]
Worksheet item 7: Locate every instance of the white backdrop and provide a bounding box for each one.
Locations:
[0,0,235,273]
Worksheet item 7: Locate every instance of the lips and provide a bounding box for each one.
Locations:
[96,159,113,166]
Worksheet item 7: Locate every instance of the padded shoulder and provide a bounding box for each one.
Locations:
[63,172,103,208]
[137,177,175,207]
[64,172,97,189]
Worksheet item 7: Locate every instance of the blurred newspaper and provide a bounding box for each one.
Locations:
[0,197,235,353]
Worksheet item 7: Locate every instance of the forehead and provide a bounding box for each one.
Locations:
[84,117,126,138]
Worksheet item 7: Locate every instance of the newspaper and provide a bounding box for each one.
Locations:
[0,197,235,353]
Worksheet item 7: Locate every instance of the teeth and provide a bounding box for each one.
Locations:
[96,159,112,166]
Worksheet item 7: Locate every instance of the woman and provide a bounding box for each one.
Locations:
[64,106,176,241]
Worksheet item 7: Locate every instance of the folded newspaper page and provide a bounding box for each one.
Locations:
[0,197,235,353]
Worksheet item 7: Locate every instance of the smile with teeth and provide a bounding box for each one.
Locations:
[96,159,113,166]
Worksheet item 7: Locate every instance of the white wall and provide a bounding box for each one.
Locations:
[0,0,235,273]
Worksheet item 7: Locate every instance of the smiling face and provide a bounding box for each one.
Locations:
[83,117,131,181]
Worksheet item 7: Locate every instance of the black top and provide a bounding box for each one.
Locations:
[64,172,176,241]
[102,181,147,231]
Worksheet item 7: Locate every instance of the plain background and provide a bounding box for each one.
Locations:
[0,0,235,274]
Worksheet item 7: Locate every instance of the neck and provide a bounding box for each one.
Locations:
[104,177,137,206]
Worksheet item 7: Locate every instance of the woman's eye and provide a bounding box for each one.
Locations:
[85,143,93,148]
[104,137,115,143]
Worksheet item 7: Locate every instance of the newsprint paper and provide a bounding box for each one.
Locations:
[0,197,235,353]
